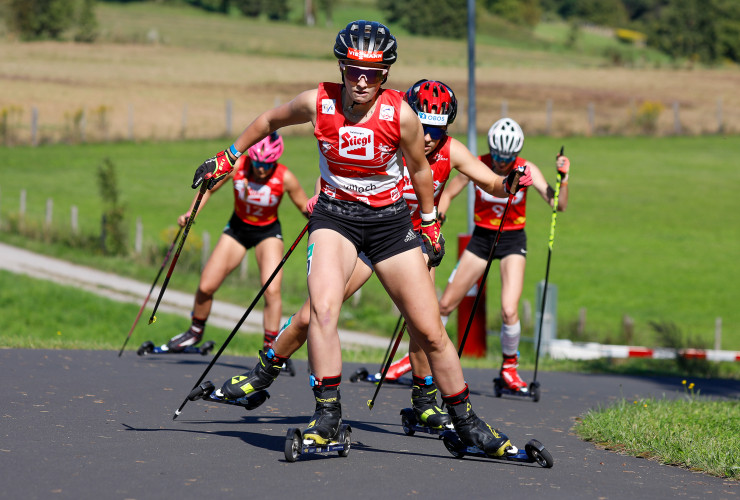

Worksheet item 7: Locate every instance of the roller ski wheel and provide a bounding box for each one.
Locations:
[283,424,352,462]
[199,340,215,355]
[440,431,553,468]
[136,340,216,356]
[281,358,296,377]
[137,341,155,356]
[493,377,540,403]
[349,367,369,383]
[525,439,553,468]
[399,408,452,438]
[186,380,270,411]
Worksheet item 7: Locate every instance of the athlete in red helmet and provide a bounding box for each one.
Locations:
[436,117,570,394]
[166,132,309,353]
[191,21,524,457]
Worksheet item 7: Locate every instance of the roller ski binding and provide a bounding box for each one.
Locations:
[350,352,413,385]
[441,431,553,468]
[136,340,215,356]
[400,376,454,437]
[187,380,270,411]
[284,376,351,462]
[493,353,540,402]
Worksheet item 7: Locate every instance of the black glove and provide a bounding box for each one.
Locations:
[192,150,236,190]
[504,165,532,194]
[421,219,446,267]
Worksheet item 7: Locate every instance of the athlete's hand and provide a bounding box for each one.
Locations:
[177,212,190,227]
[421,220,445,267]
[305,194,319,215]
[505,165,532,195]
[437,211,446,226]
[556,155,570,181]
[192,150,236,190]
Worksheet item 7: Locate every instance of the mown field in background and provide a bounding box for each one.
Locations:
[1,134,738,354]
[2,1,739,146]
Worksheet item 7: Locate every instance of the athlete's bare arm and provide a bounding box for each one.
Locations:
[283,170,310,217]
[398,101,435,215]
[449,138,507,198]
[527,161,568,211]
[232,89,319,154]
[437,171,469,217]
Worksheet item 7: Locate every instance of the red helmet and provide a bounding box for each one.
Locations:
[248,132,284,163]
[405,79,458,127]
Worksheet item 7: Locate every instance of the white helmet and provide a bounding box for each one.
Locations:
[487,118,524,158]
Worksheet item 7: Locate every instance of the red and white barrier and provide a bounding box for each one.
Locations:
[548,339,740,362]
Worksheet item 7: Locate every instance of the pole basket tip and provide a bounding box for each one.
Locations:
[149,316,157,324]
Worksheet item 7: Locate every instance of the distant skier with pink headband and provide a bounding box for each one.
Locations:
[165,132,309,353]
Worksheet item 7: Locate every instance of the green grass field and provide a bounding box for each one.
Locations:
[575,385,740,479]
[1,134,739,353]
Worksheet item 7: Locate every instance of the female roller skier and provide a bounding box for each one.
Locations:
[191,20,520,457]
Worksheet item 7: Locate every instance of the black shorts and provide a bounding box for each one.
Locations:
[309,193,418,265]
[465,227,527,261]
[223,213,283,250]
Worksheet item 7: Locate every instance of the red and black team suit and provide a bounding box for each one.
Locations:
[166,133,309,353]
[192,21,520,458]
[438,117,571,393]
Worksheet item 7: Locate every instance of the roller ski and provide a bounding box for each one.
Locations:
[136,340,215,356]
[493,353,540,402]
[400,376,454,437]
[437,384,551,466]
[284,375,351,462]
[186,380,270,411]
[283,424,352,462]
[440,430,553,468]
[349,352,412,386]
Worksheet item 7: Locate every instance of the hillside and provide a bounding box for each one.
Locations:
[1,2,739,145]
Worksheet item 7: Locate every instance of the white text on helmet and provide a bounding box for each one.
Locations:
[418,112,448,126]
[347,48,383,62]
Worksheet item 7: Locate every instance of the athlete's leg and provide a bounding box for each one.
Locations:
[438,250,488,317]
[168,234,246,351]
[193,234,247,319]
[375,249,511,455]
[498,254,527,391]
[374,248,464,395]
[499,253,525,347]
[272,255,373,358]
[306,228,358,379]
[254,236,285,345]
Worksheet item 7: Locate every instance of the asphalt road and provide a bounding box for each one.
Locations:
[2,348,738,500]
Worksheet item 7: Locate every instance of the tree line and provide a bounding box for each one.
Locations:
[3,0,739,64]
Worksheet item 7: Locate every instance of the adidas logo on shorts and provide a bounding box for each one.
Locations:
[404,229,416,243]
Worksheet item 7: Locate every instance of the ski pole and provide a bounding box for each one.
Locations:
[532,146,564,385]
[117,225,184,357]
[378,313,404,372]
[456,167,523,358]
[148,177,210,325]
[367,321,407,410]
[173,222,309,420]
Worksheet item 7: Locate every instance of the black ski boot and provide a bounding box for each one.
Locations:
[411,375,452,430]
[166,323,204,352]
[443,384,513,457]
[220,349,286,399]
[303,376,342,445]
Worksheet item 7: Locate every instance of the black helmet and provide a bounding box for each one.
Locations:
[334,20,398,65]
